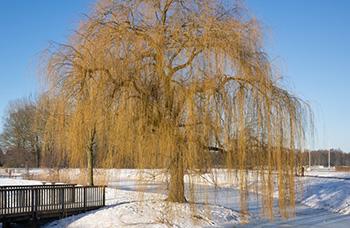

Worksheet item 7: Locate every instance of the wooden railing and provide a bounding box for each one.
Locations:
[0,184,76,190]
[0,185,105,224]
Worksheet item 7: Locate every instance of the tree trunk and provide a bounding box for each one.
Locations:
[167,151,186,203]
[87,145,94,186]
[87,127,96,186]
[34,135,40,168]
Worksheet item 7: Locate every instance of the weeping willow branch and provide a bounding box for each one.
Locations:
[41,0,312,221]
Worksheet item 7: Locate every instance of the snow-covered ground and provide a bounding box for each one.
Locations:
[0,177,43,186]
[45,188,242,228]
[301,176,350,214]
[1,168,350,227]
[301,170,350,215]
[306,169,350,178]
[0,173,243,228]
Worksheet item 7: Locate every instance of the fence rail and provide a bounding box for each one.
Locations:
[0,184,105,225]
[0,184,76,190]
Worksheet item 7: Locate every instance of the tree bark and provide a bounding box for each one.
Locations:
[167,151,186,203]
[87,127,96,186]
[34,135,41,167]
[87,146,94,186]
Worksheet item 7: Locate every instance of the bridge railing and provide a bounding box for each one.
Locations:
[0,185,105,221]
[0,184,76,190]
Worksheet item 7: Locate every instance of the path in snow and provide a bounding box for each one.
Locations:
[109,180,350,228]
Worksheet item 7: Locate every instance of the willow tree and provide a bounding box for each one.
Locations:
[43,0,310,218]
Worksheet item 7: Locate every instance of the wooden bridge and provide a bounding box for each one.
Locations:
[0,184,106,227]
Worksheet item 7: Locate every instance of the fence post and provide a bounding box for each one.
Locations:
[31,189,34,218]
[5,189,7,215]
[0,189,2,215]
[60,188,65,218]
[83,187,87,211]
[31,188,38,220]
[72,186,75,203]
[102,186,106,206]
[1,189,6,215]
[2,189,7,215]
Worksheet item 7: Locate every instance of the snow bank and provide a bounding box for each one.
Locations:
[300,177,350,215]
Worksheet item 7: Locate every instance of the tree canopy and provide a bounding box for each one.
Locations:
[41,0,312,219]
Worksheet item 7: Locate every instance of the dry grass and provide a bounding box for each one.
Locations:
[29,169,107,186]
[335,166,350,172]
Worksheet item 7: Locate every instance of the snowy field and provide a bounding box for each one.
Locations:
[1,168,350,227]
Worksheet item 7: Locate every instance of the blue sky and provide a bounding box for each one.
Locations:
[0,0,94,116]
[0,0,349,151]
[245,0,350,151]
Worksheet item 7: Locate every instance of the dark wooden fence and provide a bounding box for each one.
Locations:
[0,184,76,190]
[0,184,105,225]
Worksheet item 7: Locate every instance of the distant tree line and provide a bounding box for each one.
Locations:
[0,96,67,168]
[302,149,350,167]
[0,98,40,168]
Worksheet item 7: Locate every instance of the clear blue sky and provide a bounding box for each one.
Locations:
[0,0,349,151]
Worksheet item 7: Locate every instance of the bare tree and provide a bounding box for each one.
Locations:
[43,0,311,218]
[0,98,41,167]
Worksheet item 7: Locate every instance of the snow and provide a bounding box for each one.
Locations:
[306,169,350,178]
[0,175,242,228]
[300,171,350,215]
[0,177,43,186]
[45,188,242,228]
[1,168,350,227]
